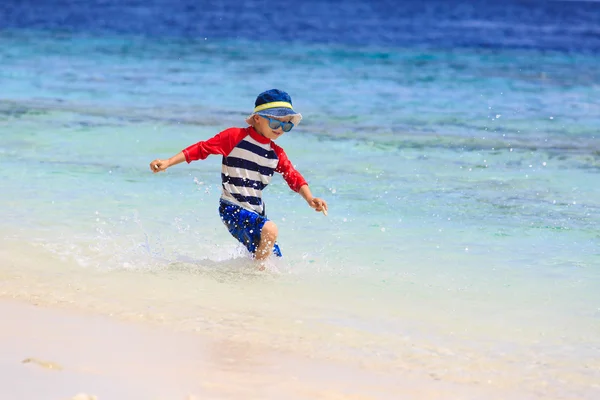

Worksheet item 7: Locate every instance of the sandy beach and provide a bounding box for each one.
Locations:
[2,296,535,400]
[1,299,453,400]
[3,299,388,400]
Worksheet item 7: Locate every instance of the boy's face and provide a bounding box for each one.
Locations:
[253,115,292,141]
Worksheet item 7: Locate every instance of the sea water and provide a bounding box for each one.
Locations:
[1,0,599,397]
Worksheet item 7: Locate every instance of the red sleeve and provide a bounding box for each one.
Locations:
[182,127,248,163]
[272,143,308,192]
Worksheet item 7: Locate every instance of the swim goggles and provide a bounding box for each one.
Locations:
[258,115,294,132]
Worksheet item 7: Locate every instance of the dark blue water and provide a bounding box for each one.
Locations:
[2,0,600,53]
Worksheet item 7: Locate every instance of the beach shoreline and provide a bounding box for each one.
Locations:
[2,298,470,400]
[1,240,598,399]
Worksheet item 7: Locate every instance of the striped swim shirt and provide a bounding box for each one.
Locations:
[182,126,307,215]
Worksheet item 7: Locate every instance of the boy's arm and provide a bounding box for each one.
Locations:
[298,184,328,214]
[272,144,307,191]
[149,128,247,173]
[150,151,186,173]
[273,144,328,214]
[182,128,240,162]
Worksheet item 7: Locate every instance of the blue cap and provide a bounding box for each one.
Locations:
[246,89,302,126]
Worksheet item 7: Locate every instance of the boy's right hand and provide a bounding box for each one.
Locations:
[149,152,185,173]
[149,159,168,173]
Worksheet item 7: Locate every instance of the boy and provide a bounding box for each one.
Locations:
[149,89,328,262]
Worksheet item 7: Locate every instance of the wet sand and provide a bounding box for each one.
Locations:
[0,299,523,400]
[3,300,397,400]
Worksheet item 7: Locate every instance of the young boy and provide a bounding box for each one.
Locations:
[149,89,328,262]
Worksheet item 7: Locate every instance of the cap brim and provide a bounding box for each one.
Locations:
[246,107,302,126]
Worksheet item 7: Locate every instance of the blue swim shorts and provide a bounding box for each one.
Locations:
[218,200,282,257]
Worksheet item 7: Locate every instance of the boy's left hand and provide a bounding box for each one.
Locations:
[308,197,328,215]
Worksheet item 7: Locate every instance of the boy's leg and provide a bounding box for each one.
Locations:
[219,201,282,262]
[255,221,278,260]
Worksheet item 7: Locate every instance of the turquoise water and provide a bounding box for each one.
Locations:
[1,3,600,396]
